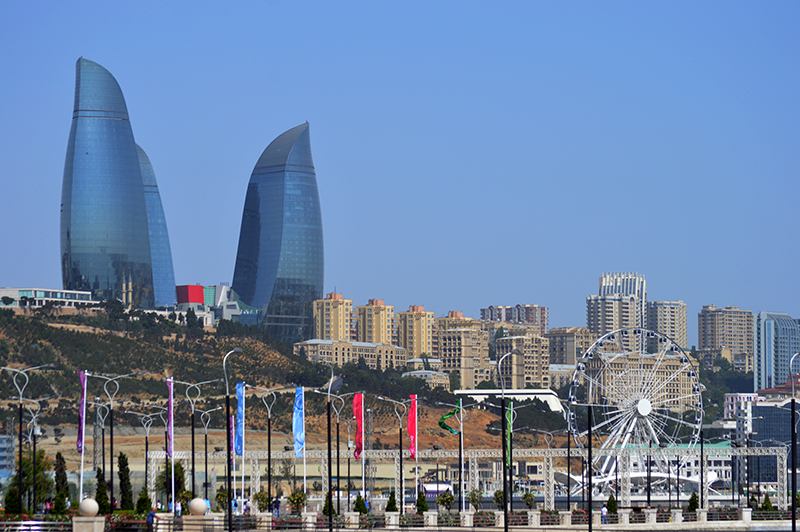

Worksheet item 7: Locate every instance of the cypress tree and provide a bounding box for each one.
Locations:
[118,452,133,510]
[95,468,111,514]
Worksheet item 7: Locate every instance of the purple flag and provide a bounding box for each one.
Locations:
[167,376,174,457]
[77,371,87,452]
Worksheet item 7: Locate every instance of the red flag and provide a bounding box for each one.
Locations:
[408,394,417,459]
[353,393,363,459]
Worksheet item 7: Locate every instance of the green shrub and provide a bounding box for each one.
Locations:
[467,489,482,511]
[354,495,368,515]
[415,490,428,514]
[385,490,398,512]
[436,491,454,511]
[521,492,535,509]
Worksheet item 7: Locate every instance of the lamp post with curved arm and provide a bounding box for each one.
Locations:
[87,370,149,508]
[174,378,222,498]
[198,406,223,501]
[789,352,799,532]
[2,363,53,513]
[125,410,157,500]
[88,398,109,476]
[436,399,480,513]
[495,349,521,532]
[377,396,412,515]
[22,395,55,511]
[247,384,295,506]
[223,347,242,532]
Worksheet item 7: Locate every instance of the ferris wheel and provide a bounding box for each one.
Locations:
[567,328,703,494]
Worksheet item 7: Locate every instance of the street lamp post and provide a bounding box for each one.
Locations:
[23,397,51,512]
[223,347,242,532]
[125,411,156,502]
[174,378,222,499]
[247,384,294,508]
[436,399,479,513]
[87,370,148,509]
[789,351,798,532]
[199,406,223,501]
[495,349,521,532]
[2,363,53,513]
[378,396,412,515]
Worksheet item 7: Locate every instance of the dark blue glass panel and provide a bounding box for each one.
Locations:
[232,123,324,343]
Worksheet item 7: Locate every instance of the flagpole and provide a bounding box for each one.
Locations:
[303,388,307,496]
[79,371,87,501]
[458,398,464,512]
[168,377,175,515]
[241,384,246,514]
[361,396,365,500]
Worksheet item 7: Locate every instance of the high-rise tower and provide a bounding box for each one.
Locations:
[232,123,324,343]
[61,58,175,308]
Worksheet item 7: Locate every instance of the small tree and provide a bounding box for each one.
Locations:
[215,490,228,512]
[135,486,152,514]
[687,491,699,513]
[322,491,337,517]
[288,489,307,514]
[467,489,481,511]
[749,493,758,510]
[118,452,134,510]
[253,491,270,512]
[606,492,618,514]
[354,494,368,515]
[437,491,454,512]
[385,490,398,512]
[761,493,775,512]
[55,453,68,495]
[493,489,504,507]
[4,486,20,514]
[53,490,68,514]
[95,468,111,515]
[521,491,535,509]
[415,490,428,514]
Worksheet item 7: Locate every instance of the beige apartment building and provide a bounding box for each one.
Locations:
[435,310,482,333]
[495,335,550,390]
[294,339,408,371]
[355,299,396,345]
[698,305,754,357]
[313,292,354,340]
[647,300,688,349]
[586,294,639,350]
[396,305,436,358]
[438,327,491,389]
[543,327,595,365]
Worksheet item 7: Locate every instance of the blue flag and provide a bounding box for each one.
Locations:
[293,387,305,458]
[235,382,245,456]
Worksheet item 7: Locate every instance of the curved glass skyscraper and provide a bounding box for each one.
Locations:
[232,123,324,343]
[61,58,175,308]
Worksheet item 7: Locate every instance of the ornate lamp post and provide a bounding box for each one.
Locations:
[378,396,412,515]
[436,399,480,513]
[198,406,223,501]
[174,378,222,498]
[789,352,798,532]
[2,363,53,513]
[247,384,294,508]
[495,349,521,532]
[23,396,54,512]
[223,347,242,532]
[125,410,157,501]
[87,370,149,508]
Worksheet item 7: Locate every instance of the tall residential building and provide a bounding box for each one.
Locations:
[480,305,549,335]
[754,311,800,391]
[232,123,324,344]
[313,293,354,341]
[294,339,407,371]
[438,328,490,389]
[355,299,395,345]
[698,305,754,357]
[543,327,595,365]
[647,300,688,349]
[61,58,176,308]
[397,305,435,358]
[436,311,482,333]
[586,294,639,350]
[495,336,550,389]
[598,272,647,329]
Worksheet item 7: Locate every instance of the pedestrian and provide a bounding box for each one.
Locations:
[146,507,158,532]
[601,503,608,524]
[272,496,281,518]
[175,500,182,517]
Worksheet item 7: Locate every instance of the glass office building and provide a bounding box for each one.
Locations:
[232,123,324,343]
[61,58,175,308]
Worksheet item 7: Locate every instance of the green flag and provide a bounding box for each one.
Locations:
[438,409,459,435]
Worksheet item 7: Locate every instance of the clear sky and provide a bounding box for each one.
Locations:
[1,2,798,346]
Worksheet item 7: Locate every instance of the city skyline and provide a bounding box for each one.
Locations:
[1,3,798,345]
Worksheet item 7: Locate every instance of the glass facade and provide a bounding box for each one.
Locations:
[232,123,324,343]
[138,145,177,308]
[61,58,174,309]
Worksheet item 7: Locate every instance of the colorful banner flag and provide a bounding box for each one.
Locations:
[167,376,174,457]
[235,382,245,456]
[438,406,460,436]
[353,393,363,459]
[229,414,234,465]
[77,370,87,452]
[293,387,305,458]
[408,394,417,459]
[505,401,513,467]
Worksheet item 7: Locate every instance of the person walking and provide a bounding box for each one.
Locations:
[146,507,159,532]
[601,503,608,524]
[272,496,281,518]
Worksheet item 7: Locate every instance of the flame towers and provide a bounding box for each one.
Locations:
[232,123,324,343]
[60,58,176,308]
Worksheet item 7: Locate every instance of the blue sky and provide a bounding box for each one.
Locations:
[1,2,798,346]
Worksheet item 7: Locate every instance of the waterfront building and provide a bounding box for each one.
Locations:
[646,300,688,349]
[697,305,754,358]
[313,293,354,341]
[61,58,176,308]
[355,299,396,345]
[0,287,96,309]
[231,123,324,344]
[754,311,800,391]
